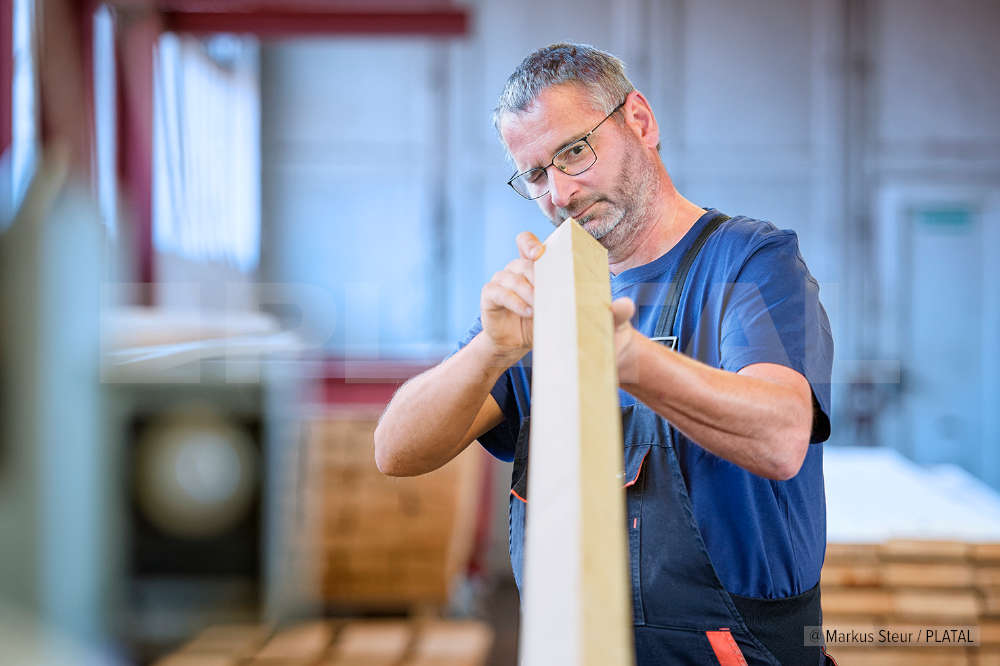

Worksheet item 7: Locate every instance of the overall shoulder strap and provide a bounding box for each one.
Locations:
[652,212,731,347]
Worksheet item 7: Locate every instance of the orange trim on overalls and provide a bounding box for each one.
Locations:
[705,628,749,666]
[624,447,651,487]
[509,447,651,504]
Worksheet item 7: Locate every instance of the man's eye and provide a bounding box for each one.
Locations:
[558,142,589,164]
[525,169,545,184]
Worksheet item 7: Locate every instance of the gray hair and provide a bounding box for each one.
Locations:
[492,42,636,137]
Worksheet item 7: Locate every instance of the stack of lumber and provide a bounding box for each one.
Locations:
[821,446,1000,664]
[821,540,1000,665]
[153,618,492,666]
[290,408,482,608]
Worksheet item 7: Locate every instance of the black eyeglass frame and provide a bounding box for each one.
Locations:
[506,99,627,200]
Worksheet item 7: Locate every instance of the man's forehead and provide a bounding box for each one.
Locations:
[500,86,604,165]
[500,84,598,130]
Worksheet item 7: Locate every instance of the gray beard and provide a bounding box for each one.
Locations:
[584,150,657,250]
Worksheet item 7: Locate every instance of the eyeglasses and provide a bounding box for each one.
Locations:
[506,100,626,200]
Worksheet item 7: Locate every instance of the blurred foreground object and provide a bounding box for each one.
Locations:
[0,602,117,665]
[100,306,307,661]
[0,146,111,654]
[134,405,259,540]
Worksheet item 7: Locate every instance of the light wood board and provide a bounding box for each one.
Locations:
[519,218,634,666]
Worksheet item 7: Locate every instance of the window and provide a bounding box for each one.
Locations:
[153,33,260,272]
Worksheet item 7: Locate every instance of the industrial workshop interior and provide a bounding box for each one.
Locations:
[1,0,999,664]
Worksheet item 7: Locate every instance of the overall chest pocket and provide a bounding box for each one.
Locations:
[510,404,667,500]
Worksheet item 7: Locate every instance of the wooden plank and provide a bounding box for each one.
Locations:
[822,589,893,616]
[891,590,981,621]
[976,648,1000,666]
[825,543,881,563]
[405,620,493,666]
[520,218,634,666]
[152,656,239,666]
[977,568,1000,588]
[822,647,970,665]
[821,562,882,586]
[822,616,879,628]
[322,620,413,666]
[882,562,975,588]
[972,544,1000,564]
[882,540,971,561]
[984,588,1000,615]
[180,623,272,656]
[254,620,336,660]
[983,621,1000,647]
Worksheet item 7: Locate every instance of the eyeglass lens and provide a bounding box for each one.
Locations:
[512,140,597,199]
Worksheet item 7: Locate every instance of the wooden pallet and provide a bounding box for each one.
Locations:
[285,410,483,610]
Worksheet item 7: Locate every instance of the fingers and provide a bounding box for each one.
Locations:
[611,297,635,328]
[611,297,639,385]
[516,231,545,261]
[486,267,535,316]
[482,281,533,319]
[477,232,545,344]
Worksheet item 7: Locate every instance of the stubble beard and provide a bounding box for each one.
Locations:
[553,147,657,253]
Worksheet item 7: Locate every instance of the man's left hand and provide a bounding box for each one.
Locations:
[611,296,640,385]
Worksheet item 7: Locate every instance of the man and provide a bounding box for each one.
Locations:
[375,43,834,665]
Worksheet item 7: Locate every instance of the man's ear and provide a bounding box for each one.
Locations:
[622,90,660,150]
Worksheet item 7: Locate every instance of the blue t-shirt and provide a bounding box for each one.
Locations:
[458,209,834,599]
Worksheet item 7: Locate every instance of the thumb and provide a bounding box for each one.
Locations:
[611,297,635,329]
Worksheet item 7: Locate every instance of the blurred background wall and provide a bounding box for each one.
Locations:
[0,0,998,664]
[259,0,1000,485]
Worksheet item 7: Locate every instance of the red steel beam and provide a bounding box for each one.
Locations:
[160,8,468,37]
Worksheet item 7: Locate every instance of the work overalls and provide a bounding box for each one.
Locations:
[507,408,832,665]
[505,213,835,665]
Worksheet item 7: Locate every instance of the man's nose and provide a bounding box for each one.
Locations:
[546,167,579,209]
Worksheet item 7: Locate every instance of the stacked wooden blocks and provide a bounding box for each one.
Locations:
[821,540,1000,665]
[153,618,492,666]
[291,409,481,608]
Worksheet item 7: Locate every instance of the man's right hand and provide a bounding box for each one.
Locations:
[376,231,542,476]
[479,231,545,359]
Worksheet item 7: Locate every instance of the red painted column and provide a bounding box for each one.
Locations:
[37,0,92,178]
[116,7,159,297]
[0,0,12,155]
